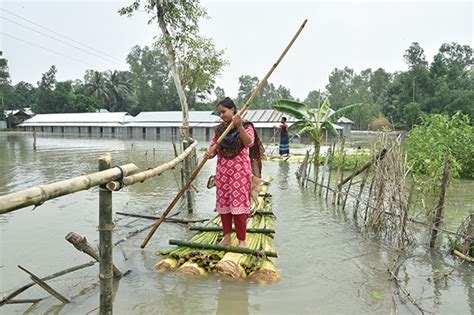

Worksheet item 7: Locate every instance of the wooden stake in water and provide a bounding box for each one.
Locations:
[430,155,450,247]
[332,138,345,205]
[319,147,330,196]
[463,214,474,255]
[99,154,114,314]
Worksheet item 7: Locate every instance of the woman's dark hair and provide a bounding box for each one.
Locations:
[282,117,287,122]
[217,97,237,114]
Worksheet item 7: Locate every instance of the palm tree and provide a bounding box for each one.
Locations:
[85,71,110,109]
[275,98,361,186]
[105,70,134,112]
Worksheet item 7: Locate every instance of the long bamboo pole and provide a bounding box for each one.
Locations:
[168,239,278,258]
[0,163,139,214]
[140,19,308,249]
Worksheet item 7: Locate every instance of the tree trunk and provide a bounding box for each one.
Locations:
[156,1,194,212]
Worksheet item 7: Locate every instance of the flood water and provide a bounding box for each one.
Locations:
[0,132,472,314]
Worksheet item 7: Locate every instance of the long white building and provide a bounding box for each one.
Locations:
[19,110,349,142]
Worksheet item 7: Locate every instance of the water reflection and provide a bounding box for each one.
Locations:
[277,161,289,190]
[216,279,249,315]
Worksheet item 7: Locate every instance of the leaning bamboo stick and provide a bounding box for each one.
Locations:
[0,261,95,306]
[106,141,198,191]
[453,250,474,262]
[3,298,44,304]
[338,148,387,189]
[0,163,139,214]
[18,265,70,304]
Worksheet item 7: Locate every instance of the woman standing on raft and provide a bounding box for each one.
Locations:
[205,97,263,248]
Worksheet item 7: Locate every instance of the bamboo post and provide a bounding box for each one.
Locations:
[341,162,358,211]
[182,139,194,213]
[306,153,313,188]
[17,265,70,304]
[140,19,308,249]
[33,130,36,151]
[99,154,114,315]
[364,176,376,222]
[325,142,335,200]
[0,163,139,214]
[462,213,473,255]
[332,138,345,204]
[337,151,346,205]
[430,155,450,248]
[353,169,370,218]
[319,147,330,196]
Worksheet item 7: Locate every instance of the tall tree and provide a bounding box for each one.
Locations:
[34,65,57,113]
[10,82,36,109]
[85,70,110,109]
[120,0,226,212]
[0,52,12,117]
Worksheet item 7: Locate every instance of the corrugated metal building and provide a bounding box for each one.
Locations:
[20,112,132,136]
[18,110,346,142]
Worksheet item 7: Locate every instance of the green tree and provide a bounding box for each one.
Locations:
[126,45,178,112]
[10,81,36,109]
[407,112,474,180]
[34,65,57,113]
[0,52,12,117]
[120,0,227,212]
[106,70,135,112]
[84,70,110,109]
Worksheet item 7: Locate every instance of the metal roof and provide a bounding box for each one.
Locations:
[336,116,354,124]
[19,112,131,127]
[17,110,344,129]
[131,111,218,123]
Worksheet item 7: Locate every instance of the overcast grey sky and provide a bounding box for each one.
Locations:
[1,0,472,100]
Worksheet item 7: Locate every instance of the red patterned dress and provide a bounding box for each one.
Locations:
[210,124,255,215]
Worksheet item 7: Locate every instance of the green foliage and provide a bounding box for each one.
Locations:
[237,75,295,108]
[325,42,473,131]
[448,237,473,254]
[328,152,371,170]
[407,112,474,179]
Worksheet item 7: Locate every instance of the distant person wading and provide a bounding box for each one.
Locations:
[276,117,290,156]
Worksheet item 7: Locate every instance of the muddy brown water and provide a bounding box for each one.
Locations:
[0,133,472,314]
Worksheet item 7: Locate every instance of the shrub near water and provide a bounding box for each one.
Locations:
[407,112,474,179]
[328,151,371,170]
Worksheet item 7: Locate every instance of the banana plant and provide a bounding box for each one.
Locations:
[274,98,361,185]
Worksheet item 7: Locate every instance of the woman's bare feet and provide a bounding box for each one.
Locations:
[218,234,232,246]
[237,240,246,248]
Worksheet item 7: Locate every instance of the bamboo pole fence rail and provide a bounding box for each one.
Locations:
[0,164,139,214]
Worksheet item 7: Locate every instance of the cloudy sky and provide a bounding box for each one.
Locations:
[1,0,472,100]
